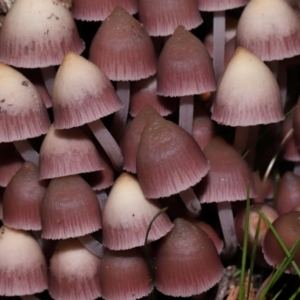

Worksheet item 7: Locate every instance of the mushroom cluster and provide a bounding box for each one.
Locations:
[1,0,300,299]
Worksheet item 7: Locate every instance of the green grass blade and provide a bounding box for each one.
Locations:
[247,216,261,299]
[289,286,300,300]
[238,183,250,300]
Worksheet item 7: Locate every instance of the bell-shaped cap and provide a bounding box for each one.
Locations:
[102,172,173,250]
[39,125,105,180]
[120,105,160,173]
[0,0,84,68]
[0,226,48,296]
[137,114,209,198]
[154,218,224,297]
[198,0,248,11]
[41,175,102,239]
[195,136,256,203]
[211,47,284,126]
[138,0,202,37]
[90,7,156,81]
[263,211,300,273]
[275,172,300,215]
[236,0,300,61]
[3,162,47,230]
[49,238,102,300]
[52,51,123,130]
[157,26,216,97]
[100,248,153,300]
[72,0,138,21]
[0,143,23,187]
[130,75,177,117]
[0,63,51,142]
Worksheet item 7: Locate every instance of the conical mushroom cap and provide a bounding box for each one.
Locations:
[52,51,123,130]
[72,0,138,21]
[138,0,202,37]
[120,105,160,173]
[195,136,257,203]
[102,172,173,250]
[211,47,284,126]
[157,26,216,97]
[41,175,102,239]
[137,114,209,198]
[236,0,300,61]
[198,0,248,11]
[0,142,23,187]
[0,0,84,68]
[100,248,153,300]
[154,218,224,297]
[263,211,300,273]
[49,238,102,300]
[0,226,48,296]
[3,162,47,230]
[89,6,156,81]
[39,125,105,180]
[0,63,50,142]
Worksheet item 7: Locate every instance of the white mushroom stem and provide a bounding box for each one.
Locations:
[41,66,56,96]
[179,187,201,218]
[213,11,226,81]
[217,201,237,259]
[110,81,130,142]
[179,95,194,134]
[88,119,124,172]
[78,235,104,258]
[233,126,249,155]
[13,140,39,166]
[95,190,108,211]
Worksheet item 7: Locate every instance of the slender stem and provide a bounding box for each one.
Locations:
[277,61,287,108]
[213,11,226,81]
[88,119,124,172]
[95,190,108,211]
[110,81,130,142]
[179,187,201,218]
[217,201,237,259]
[179,95,194,134]
[78,235,104,258]
[40,66,56,96]
[13,140,39,166]
[234,126,249,155]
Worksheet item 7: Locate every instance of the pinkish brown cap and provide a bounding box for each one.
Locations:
[120,105,160,173]
[281,109,300,162]
[52,51,123,130]
[102,172,173,250]
[72,0,138,21]
[3,162,47,230]
[157,25,216,97]
[237,0,300,61]
[138,0,202,37]
[130,75,177,117]
[0,226,48,296]
[39,125,105,180]
[263,211,300,273]
[275,171,300,215]
[100,248,153,300]
[0,63,51,142]
[211,47,284,126]
[137,113,209,198]
[198,0,248,11]
[154,218,224,297]
[0,142,23,187]
[41,175,102,240]
[89,6,156,81]
[0,0,85,68]
[49,238,102,300]
[195,136,256,203]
